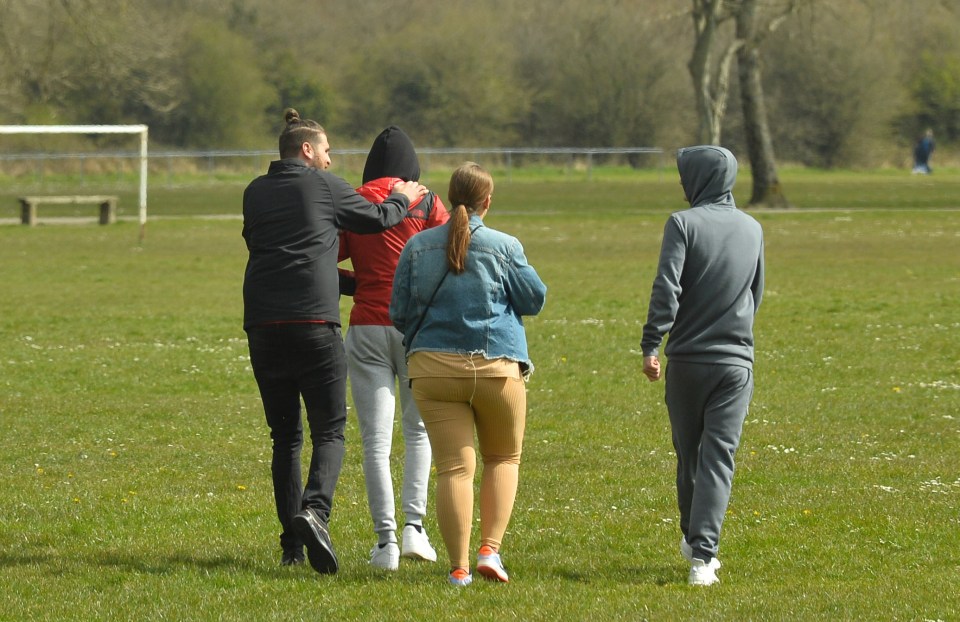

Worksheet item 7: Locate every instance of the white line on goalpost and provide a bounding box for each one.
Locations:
[0,124,149,241]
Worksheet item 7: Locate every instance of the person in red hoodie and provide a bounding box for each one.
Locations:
[338,126,449,570]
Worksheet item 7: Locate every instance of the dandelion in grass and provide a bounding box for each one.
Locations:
[893,386,902,393]
[236,485,247,491]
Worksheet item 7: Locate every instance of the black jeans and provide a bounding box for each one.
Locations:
[246,322,347,552]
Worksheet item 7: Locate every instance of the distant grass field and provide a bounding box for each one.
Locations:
[0,171,958,620]
[3,164,960,221]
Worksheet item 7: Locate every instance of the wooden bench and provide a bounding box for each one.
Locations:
[19,195,118,226]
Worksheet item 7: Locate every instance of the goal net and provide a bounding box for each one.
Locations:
[0,124,148,239]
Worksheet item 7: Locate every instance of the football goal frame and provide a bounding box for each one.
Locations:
[0,124,148,240]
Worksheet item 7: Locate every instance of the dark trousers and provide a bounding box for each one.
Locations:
[246,322,347,552]
[665,361,753,562]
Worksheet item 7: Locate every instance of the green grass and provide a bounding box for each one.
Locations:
[0,173,958,620]
[3,164,960,221]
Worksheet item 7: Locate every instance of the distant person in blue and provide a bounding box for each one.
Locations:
[641,146,764,587]
[912,128,935,174]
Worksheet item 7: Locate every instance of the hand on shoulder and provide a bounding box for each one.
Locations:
[392,180,429,202]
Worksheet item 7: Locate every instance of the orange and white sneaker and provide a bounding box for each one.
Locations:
[476,545,509,582]
[448,567,473,586]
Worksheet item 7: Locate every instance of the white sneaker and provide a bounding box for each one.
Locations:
[369,542,400,571]
[401,524,437,562]
[688,557,722,586]
[680,536,694,563]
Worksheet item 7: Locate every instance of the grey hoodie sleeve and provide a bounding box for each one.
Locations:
[752,237,765,314]
[641,215,685,357]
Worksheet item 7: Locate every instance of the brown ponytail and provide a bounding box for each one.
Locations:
[446,162,494,274]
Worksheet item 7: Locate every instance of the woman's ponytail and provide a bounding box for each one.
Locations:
[445,162,494,274]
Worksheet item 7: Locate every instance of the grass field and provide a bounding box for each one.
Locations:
[0,170,958,621]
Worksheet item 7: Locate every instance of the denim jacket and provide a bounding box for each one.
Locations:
[390,215,547,374]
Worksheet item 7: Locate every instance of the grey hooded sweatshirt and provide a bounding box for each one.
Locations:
[641,146,764,368]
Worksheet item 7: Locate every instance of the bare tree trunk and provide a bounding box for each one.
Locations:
[689,0,738,145]
[736,0,792,208]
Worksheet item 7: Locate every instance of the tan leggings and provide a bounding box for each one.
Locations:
[411,374,526,570]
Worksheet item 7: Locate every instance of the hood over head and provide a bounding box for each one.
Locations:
[362,126,420,184]
[677,145,738,208]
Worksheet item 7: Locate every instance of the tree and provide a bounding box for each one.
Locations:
[761,3,902,168]
[735,0,797,207]
[510,0,689,152]
[172,19,274,148]
[686,0,795,206]
[906,53,960,143]
[62,3,186,129]
[0,0,91,122]
[335,4,529,147]
[688,0,742,145]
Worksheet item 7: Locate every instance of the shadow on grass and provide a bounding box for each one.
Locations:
[0,550,269,577]
[557,564,681,586]
[94,551,261,575]
[0,550,685,586]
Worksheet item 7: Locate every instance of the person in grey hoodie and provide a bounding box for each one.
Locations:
[641,145,764,587]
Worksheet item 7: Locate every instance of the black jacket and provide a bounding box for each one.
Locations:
[242,158,410,329]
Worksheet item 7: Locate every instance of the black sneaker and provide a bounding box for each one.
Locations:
[281,548,305,566]
[292,508,338,574]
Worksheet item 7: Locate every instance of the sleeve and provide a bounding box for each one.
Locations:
[428,195,451,227]
[390,244,413,333]
[338,268,357,296]
[327,174,410,234]
[752,234,765,314]
[336,230,356,296]
[641,216,686,357]
[338,230,351,262]
[505,238,547,316]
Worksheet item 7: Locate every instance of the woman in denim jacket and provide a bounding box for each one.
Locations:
[390,162,547,586]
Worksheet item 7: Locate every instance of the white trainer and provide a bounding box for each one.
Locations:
[369,542,400,571]
[688,557,722,586]
[401,524,438,562]
[680,536,694,563]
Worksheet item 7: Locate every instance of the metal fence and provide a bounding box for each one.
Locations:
[0,147,665,188]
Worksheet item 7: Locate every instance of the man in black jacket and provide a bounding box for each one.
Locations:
[242,109,426,574]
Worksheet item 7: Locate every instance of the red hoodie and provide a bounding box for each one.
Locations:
[338,176,448,325]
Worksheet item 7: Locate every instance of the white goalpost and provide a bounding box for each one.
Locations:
[0,124,149,240]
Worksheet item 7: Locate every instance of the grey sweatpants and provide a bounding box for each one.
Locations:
[665,360,753,562]
[345,325,432,543]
